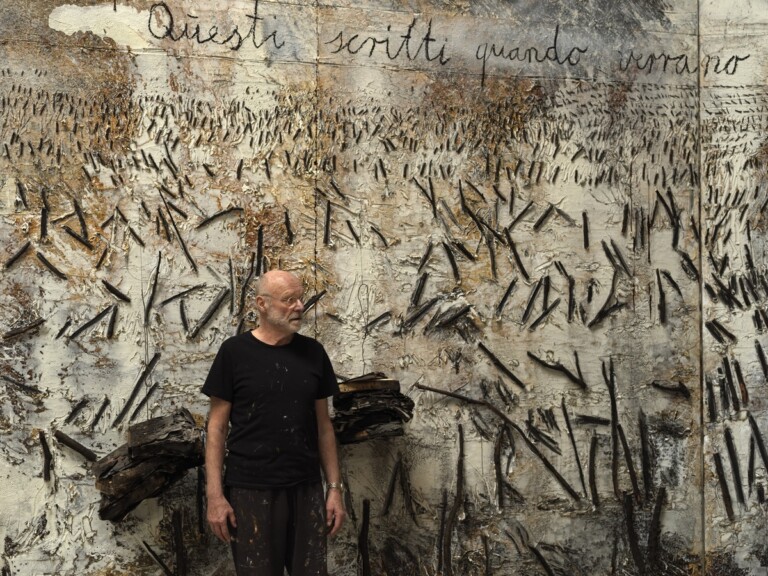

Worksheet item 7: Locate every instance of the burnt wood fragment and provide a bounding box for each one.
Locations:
[94,409,203,521]
[333,374,413,444]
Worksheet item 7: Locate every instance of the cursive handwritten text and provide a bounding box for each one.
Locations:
[476,25,587,87]
[148,0,284,52]
[618,49,750,76]
[325,18,450,66]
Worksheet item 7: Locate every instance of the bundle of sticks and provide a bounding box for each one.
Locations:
[332,373,414,444]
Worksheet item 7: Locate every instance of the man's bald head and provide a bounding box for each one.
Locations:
[256,270,302,297]
[253,270,305,341]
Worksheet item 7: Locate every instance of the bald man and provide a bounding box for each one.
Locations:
[202,270,345,576]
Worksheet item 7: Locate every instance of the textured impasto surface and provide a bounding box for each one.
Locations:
[1,1,767,574]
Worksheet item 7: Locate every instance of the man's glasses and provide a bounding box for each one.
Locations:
[261,294,303,307]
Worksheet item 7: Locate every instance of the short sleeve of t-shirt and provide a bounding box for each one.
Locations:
[202,341,235,402]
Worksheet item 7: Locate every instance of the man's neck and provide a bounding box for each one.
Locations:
[251,327,295,346]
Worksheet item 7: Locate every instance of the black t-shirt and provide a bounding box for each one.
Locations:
[202,331,338,488]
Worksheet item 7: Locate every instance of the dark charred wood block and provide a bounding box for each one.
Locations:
[94,409,203,522]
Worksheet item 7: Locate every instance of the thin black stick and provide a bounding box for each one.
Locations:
[623,493,646,574]
[69,305,114,340]
[40,431,52,481]
[188,288,230,339]
[172,510,187,576]
[442,424,465,576]
[159,189,197,272]
[713,452,735,521]
[358,499,371,576]
[144,252,162,326]
[90,396,110,430]
[416,384,579,501]
[196,207,244,229]
[129,382,159,422]
[381,458,402,516]
[646,486,666,570]
[724,427,745,505]
[562,398,587,497]
[53,430,97,461]
[3,318,46,340]
[478,342,525,389]
[112,352,161,428]
[36,251,67,279]
[4,241,30,269]
[102,279,131,303]
[639,410,653,500]
[589,435,600,507]
[618,424,641,501]
[142,541,173,576]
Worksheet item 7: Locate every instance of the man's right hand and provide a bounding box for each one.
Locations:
[207,494,237,543]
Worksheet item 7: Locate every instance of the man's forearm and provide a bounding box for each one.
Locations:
[318,426,342,484]
[315,398,343,487]
[315,398,346,534]
[205,397,231,499]
[205,427,227,498]
[203,398,235,541]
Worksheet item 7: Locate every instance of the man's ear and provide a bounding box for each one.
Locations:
[254,295,266,311]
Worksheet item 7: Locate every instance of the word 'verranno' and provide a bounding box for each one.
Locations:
[618,49,750,76]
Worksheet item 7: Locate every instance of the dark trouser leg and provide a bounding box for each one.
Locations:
[286,483,327,576]
[228,487,288,576]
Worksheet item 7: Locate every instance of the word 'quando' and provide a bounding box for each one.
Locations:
[476,25,588,86]
[148,0,284,51]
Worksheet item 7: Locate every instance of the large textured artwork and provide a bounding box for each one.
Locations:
[1,1,767,574]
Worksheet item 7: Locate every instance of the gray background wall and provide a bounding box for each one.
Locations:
[0,1,766,574]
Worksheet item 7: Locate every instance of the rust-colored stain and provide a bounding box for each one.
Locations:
[605,80,633,113]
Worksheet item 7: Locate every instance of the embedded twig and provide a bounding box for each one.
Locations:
[53,430,98,462]
[416,383,579,501]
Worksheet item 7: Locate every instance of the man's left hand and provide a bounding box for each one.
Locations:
[325,489,346,537]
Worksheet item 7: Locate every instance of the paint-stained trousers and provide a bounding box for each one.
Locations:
[228,483,328,576]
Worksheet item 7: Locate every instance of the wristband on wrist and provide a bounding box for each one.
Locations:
[326,481,345,494]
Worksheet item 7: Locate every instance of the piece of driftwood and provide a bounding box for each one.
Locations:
[94,408,203,521]
[333,373,414,444]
